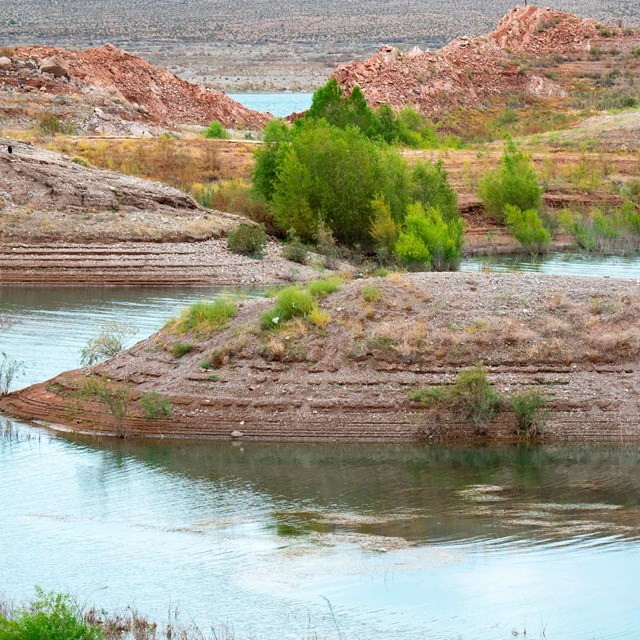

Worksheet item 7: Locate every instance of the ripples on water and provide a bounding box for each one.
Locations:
[1,286,640,638]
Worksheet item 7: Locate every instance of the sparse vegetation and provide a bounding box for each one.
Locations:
[226,223,267,258]
[510,389,548,436]
[77,376,131,422]
[260,286,316,329]
[140,391,172,418]
[361,284,382,302]
[35,113,72,136]
[0,353,25,396]
[173,298,237,333]
[409,364,502,434]
[80,322,137,366]
[306,277,342,299]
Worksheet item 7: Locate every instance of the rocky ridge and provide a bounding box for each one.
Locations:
[0,44,271,132]
[333,5,636,114]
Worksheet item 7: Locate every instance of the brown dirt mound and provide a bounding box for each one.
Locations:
[0,44,271,130]
[333,5,629,115]
[3,273,639,443]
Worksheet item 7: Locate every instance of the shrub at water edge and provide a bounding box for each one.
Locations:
[504,204,552,254]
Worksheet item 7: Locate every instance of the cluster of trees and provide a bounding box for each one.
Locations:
[252,80,466,271]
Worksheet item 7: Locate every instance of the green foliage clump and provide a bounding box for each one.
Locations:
[478,138,542,219]
[306,277,342,299]
[170,342,194,358]
[175,298,237,333]
[409,364,501,432]
[394,202,464,271]
[510,389,548,436]
[77,376,131,421]
[203,120,230,139]
[411,161,459,221]
[260,286,315,330]
[0,588,104,640]
[270,120,404,246]
[226,223,267,258]
[504,204,552,254]
[252,120,293,201]
[140,391,172,419]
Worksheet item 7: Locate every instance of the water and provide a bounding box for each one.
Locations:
[1,286,640,639]
[461,251,640,279]
[228,92,313,118]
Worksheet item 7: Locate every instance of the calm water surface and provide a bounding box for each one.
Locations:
[228,92,313,117]
[1,285,639,639]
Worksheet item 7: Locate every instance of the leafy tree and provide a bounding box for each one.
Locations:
[253,119,293,201]
[411,160,459,221]
[370,194,398,262]
[504,204,551,254]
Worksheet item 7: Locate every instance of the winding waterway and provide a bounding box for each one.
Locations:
[1,268,639,639]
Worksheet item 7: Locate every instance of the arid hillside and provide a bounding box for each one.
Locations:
[0,44,271,133]
[334,6,640,115]
[1,0,639,90]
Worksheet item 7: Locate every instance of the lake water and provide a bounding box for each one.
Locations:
[228,92,313,117]
[462,251,640,279]
[1,280,640,639]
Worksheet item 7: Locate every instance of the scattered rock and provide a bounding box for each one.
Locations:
[0,57,12,70]
[39,55,70,78]
[231,430,244,438]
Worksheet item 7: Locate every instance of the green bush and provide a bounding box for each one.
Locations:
[409,364,501,433]
[504,204,552,254]
[394,202,464,271]
[0,589,104,640]
[226,223,267,258]
[140,391,172,418]
[510,389,548,436]
[260,286,315,330]
[306,277,342,299]
[203,120,230,139]
[175,298,237,333]
[35,113,71,136]
[478,138,542,219]
[253,120,293,202]
[170,342,193,358]
[369,193,398,262]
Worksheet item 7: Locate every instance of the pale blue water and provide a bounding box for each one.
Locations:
[229,92,313,117]
[1,286,640,639]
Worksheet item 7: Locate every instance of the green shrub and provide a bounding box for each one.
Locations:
[170,342,194,358]
[504,204,552,254]
[0,588,104,640]
[77,376,130,421]
[394,202,464,271]
[203,120,230,139]
[175,298,237,333]
[361,284,382,302]
[226,223,267,258]
[409,364,501,433]
[0,352,24,396]
[510,389,548,436]
[253,120,293,201]
[260,286,315,330]
[478,138,542,219]
[140,391,172,418]
[306,277,342,299]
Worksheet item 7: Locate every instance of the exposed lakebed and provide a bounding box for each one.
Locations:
[1,267,639,639]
